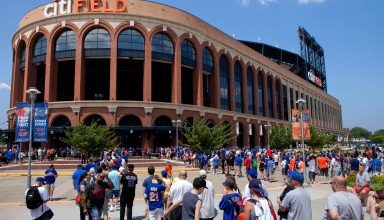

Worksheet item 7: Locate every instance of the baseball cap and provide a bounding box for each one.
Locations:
[248,169,257,178]
[36,177,46,184]
[199,170,207,177]
[77,164,83,169]
[248,178,264,194]
[288,171,304,183]
[161,170,168,177]
[128,164,134,171]
[193,177,207,189]
[222,178,236,189]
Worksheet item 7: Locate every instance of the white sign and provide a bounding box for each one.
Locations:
[44,0,72,18]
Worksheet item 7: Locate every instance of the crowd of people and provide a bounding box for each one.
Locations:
[23,145,384,220]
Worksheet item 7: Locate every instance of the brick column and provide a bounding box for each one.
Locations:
[272,77,277,118]
[74,37,85,101]
[242,67,248,114]
[263,74,268,117]
[254,71,259,116]
[279,82,284,120]
[23,44,33,101]
[172,39,181,104]
[109,35,117,101]
[195,46,203,106]
[255,122,260,147]
[287,85,292,121]
[143,36,152,101]
[44,38,55,102]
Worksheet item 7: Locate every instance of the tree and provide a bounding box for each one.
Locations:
[61,122,117,157]
[349,127,372,139]
[370,129,384,143]
[269,125,294,150]
[306,126,333,151]
[181,118,233,152]
[0,132,8,145]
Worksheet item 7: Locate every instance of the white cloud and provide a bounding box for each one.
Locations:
[237,0,251,6]
[0,83,11,90]
[259,0,278,5]
[298,0,325,4]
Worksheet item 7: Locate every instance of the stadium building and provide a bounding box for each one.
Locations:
[6,0,342,151]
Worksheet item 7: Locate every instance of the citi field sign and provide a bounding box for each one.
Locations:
[43,0,128,18]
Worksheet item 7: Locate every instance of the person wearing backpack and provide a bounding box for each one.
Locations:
[243,178,275,220]
[25,177,54,220]
[219,178,242,220]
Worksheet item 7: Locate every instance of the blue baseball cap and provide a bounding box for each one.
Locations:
[248,169,257,178]
[161,170,168,177]
[248,178,264,194]
[36,177,46,184]
[288,171,304,183]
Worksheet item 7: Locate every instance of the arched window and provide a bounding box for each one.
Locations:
[51,115,71,127]
[19,45,26,69]
[202,47,214,74]
[267,76,273,118]
[118,29,145,58]
[55,30,76,59]
[119,115,142,126]
[32,35,47,63]
[220,55,230,110]
[181,40,196,67]
[83,115,106,126]
[276,80,281,119]
[84,28,111,57]
[247,67,255,115]
[258,71,264,116]
[152,33,174,62]
[234,62,244,113]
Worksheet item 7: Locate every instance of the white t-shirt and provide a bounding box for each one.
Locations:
[169,179,193,203]
[25,186,51,219]
[273,154,279,163]
[199,180,215,218]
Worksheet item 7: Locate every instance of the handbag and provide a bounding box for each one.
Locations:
[75,193,81,205]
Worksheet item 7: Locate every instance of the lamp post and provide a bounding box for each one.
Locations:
[26,87,40,188]
[171,120,181,149]
[295,98,307,186]
[264,124,271,149]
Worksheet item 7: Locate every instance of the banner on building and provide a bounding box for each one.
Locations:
[15,102,31,142]
[33,102,49,142]
[291,109,311,140]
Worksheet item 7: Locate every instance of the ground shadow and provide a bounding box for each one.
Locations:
[132,216,146,220]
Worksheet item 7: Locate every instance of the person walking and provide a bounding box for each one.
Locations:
[25,177,54,220]
[219,178,242,220]
[44,164,58,200]
[167,171,193,220]
[81,173,114,220]
[243,178,274,220]
[120,164,137,220]
[72,164,87,195]
[324,176,363,220]
[234,154,243,177]
[276,171,312,220]
[161,170,172,207]
[108,164,121,212]
[144,175,166,220]
[79,172,93,220]
[198,170,215,220]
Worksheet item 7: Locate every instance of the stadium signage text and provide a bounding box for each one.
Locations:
[44,0,127,18]
[307,69,323,87]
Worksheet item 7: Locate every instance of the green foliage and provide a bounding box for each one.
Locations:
[61,122,117,157]
[371,175,384,191]
[269,125,294,150]
[370,129,384,143]
[306,126,333,151]
[346,172,356,187]
[350,127,372,139]
[0,133,8,145]
[181,118,233,152]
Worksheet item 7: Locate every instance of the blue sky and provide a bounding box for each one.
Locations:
[0,0,383,132]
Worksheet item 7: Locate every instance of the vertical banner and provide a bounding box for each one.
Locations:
[33,103,49,142]
[291,109,311,140]
[15,102,31,142]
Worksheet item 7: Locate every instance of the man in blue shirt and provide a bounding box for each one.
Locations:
[372,154,382,176]
[85,158,97,172]
[234,154,243,177]
[219,178,242,220]
[72,164,86,193]
[45,164,58,200]
[144,175,165,220]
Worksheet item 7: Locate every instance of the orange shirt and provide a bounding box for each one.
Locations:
[165,164,172,174]
[317,157,328,169]
[289,158,296,171]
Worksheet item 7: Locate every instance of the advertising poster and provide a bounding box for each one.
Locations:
[15,102,31,142]
[33,102,49,142]
[291,109,311,140]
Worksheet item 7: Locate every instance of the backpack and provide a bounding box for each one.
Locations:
[226,195,243,215]
[26,186,43,209]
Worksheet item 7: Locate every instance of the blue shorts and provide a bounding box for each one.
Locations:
[109,189,120,198]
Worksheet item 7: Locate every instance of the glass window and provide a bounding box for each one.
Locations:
[203,47,214,74]
[283,85,288,121]
[220,55,230,110]
[234,62,244,113]
[19,45,26,69]
[247,68,255,115]
[84,28,111,57]
[267,77,273,118]
[290,88,294,110]
[55,30,76,59]
[181,40,196,67]
[276,81,281,119]
[118,29,144,58]
[152,33,174,62]
[32,35,47,63]
[258,72,264,116]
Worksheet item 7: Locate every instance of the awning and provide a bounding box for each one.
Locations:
[114,126,177,132]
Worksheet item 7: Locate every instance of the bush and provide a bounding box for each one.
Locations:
[371,175,384,191]
[346,172,356,187]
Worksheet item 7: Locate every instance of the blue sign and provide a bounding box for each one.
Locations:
[15,102,31,142]
[33,103,48,142]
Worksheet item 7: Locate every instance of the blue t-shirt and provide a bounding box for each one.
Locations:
[144,183,165,211]
[72,169,86,192]
[85,162,97,172]
[235,157,243,166]
[45,168,58,184]
[350,158,360,171]
[372,158,382,172]
[108,170,121,191]
[142,175,154,188]
[219,192,242,220]
[267,159,275,172]
[213,157,220,166]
